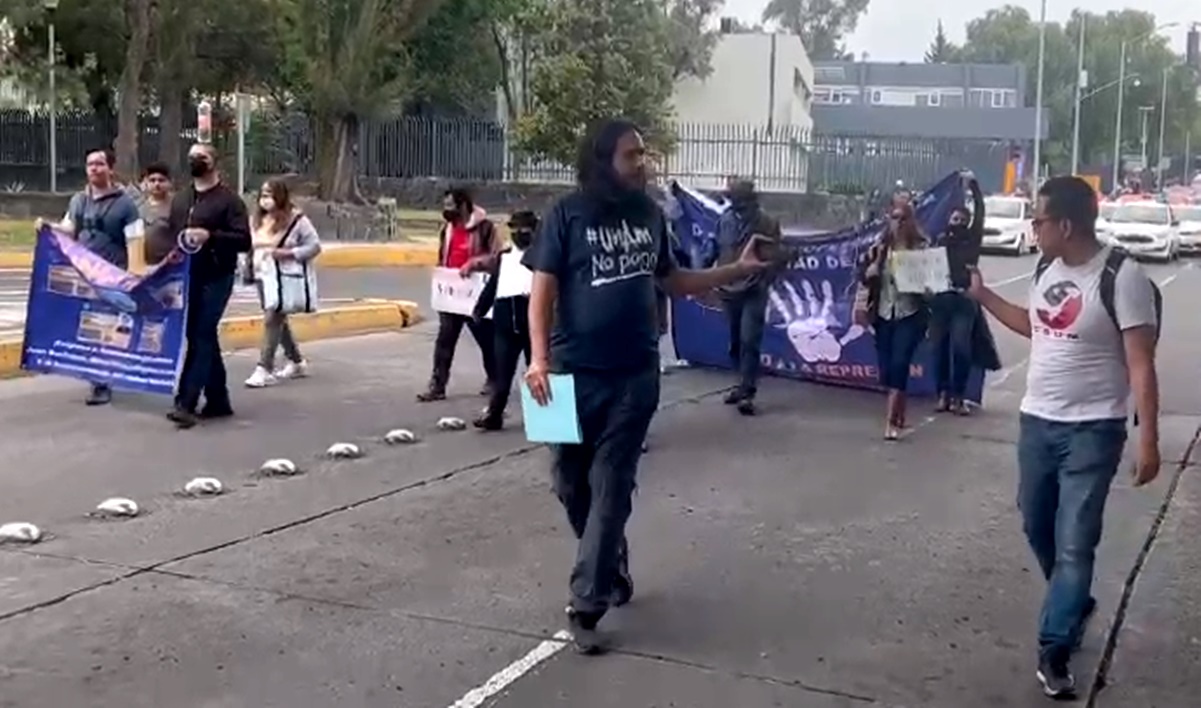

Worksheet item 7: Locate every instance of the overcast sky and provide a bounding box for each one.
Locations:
[724,0,1197,62]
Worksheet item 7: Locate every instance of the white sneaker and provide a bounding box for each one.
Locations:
[244,366,277,388]
[277,360,309,380]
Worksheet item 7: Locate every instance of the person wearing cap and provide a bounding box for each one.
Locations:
[712,178,782,416]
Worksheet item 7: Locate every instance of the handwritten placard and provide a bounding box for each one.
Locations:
[430,267,486,315]
[891,247,951,294]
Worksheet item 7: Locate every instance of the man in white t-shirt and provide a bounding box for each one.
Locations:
[968,176,1160,700]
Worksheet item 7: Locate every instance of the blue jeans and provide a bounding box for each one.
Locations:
[874,310,927,391]
[722,287,769,397]
[1017,414,1127,657]
[931,292,976,399]
[175,275,235,412]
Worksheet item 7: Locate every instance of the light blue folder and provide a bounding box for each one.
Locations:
[520,374,583,444]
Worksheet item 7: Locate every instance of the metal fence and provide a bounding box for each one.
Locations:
[0,109,1011,194]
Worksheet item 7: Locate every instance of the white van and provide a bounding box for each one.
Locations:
[981,196,1035,255]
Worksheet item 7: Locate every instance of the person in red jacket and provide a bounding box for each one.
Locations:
[417,187,501,402]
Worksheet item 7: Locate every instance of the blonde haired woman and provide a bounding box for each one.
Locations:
[245,178,322,388]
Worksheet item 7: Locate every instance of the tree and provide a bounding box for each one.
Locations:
[276,0,446,202]
[513,0,677,168]
[760,0,870,61]
[113,0,154,179]
[924,20,958,63]
[663,0,723,81]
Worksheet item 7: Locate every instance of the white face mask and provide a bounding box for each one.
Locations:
[259,197,276,213]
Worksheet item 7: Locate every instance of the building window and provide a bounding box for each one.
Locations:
[991,90,1005,108]
[928,92,942,107]
[871,89,882,105]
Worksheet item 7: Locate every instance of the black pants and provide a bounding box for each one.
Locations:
[429,312,497,393]
[486,296,531,419]
[722,287,769,397]
[552,366,659,616]
[931,292,977,399]
[176,274,235,412]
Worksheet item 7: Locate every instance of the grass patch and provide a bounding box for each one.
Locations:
[0,219,37,250]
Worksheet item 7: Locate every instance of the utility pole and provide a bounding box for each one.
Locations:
[1112,41,1128,191]
[1071,17,1087,175]
[1156,68,1168,189]
[1032,0,1047,185]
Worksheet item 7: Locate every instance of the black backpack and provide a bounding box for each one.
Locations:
[1033,248,1162,424]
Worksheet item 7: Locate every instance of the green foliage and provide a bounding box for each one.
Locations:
[924,20,959,64]
[513,0,677,168]
[760,0,870,61]
[664,0,723,81]
[958,7,1198,175]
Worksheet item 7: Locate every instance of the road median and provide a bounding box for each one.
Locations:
[0,240,440,271]
[0,299,423,379]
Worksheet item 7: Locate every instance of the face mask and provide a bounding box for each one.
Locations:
[442,209,459,223]
[511,230,533,249]
[189,157,210,178]
[259,197,276,212]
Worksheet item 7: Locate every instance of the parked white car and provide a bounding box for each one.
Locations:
[981,196,1035,255]
[1096,201,1118,245]
[1106,202,1180,262]
[1176,204,1201,255]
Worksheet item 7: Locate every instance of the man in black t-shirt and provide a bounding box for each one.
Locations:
[522,118,768,654]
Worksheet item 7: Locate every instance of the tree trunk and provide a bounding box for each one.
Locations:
[115,0,154,180]
[157,80,184,173]
[316,113,364,204]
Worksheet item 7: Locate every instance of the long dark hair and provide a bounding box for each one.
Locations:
[575,118,655,222]
[254,178,296,229]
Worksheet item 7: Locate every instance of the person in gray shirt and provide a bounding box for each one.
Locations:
[37,147,142,406]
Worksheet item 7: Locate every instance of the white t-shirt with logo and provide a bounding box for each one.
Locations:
[1021,248,1158,422]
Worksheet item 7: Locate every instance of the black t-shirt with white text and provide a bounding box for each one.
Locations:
[522,192,676,373]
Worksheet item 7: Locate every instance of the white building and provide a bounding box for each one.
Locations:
[669,30,815,192]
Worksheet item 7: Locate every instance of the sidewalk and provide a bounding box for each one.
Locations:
[1,322,1199,706]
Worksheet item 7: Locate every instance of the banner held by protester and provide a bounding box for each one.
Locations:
[21,227,191,396]
[669,173,988,402]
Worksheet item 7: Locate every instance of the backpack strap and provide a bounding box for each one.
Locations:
[1033,255,1053,283]
[1097,248,1125,334]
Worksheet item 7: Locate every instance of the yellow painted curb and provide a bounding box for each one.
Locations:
[0,300,422,380]
[0,241,439,271]
[0,251,32,269]
[317,243,439,268]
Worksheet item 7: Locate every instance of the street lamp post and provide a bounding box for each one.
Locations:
[1112,41,1128,191]
[45,0,59,193]
[1032,0,1047,185]
[1071,16,1087,175]
[1138,106,1154,174]
[1155,68,1168,188]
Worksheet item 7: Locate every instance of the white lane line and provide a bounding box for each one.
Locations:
[448,630,571,708]
[986,270,1034,288]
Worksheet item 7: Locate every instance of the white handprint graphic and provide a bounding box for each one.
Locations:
[768,279,869,363]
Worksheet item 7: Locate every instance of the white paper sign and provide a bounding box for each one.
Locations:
[430,267,486,316]
[891,247,951,294]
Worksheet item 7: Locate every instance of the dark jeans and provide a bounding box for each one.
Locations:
[1018,414,1127,658]
[552,366,659,616]
[175,274,235,412]
[874,310,927,391]
[487,297,530,418]
[722,287,769,397]
[429,312,497,393]
[931,292,977,399]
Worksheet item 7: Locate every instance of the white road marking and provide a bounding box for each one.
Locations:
[447,630,571,708]
[986,270,1034,288]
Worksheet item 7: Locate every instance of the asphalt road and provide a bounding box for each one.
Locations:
[0,253,1198,707]
[0,267,433,339]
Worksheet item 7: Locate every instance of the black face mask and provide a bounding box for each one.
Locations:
[189,157,211,178]
[948,222,968,237]
[511,229,533,249]
[442,209,460,223]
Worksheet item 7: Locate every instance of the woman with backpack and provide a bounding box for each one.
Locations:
[244,179,323,388]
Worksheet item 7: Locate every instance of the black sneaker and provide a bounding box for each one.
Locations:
[166,407,198,430]
[473,414,503,432]
[723,389,744,405]
[737,399,756,416]
[567,609,605,655]
[198,405,235,420]
[612,572,633,608]
[1036,649,1076,699]
[85,385,112,406]
[416,389,446,403]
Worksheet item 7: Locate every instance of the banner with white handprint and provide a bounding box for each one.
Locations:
[668,174,986,401]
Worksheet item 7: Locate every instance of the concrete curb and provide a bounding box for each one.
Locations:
[0,243,439,270]
[0,300,423,380]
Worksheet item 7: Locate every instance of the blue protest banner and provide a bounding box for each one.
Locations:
[669,173,988,402]
[21,227,191,396]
